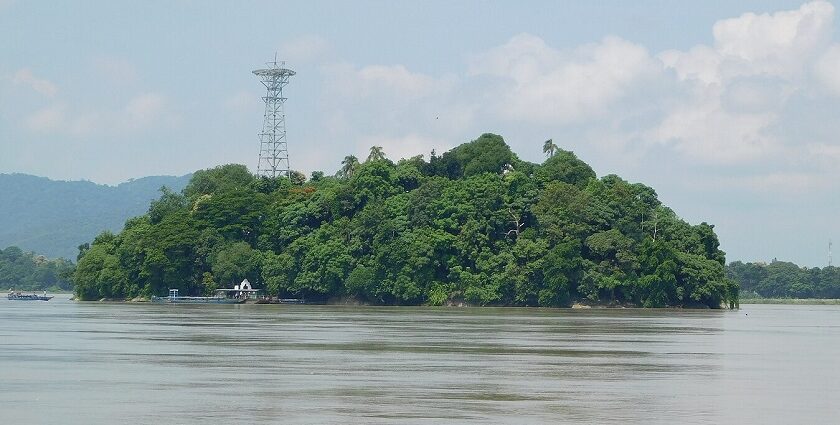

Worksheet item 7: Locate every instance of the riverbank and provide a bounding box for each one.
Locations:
[740,298,840,305]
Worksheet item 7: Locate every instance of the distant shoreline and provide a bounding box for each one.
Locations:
[740,298,840,305]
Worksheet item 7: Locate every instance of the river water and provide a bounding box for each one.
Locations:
[1,295,838,424]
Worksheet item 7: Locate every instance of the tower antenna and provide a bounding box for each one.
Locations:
[253,56,295,179]
[830,239,833,268]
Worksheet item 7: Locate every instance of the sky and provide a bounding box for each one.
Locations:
[1,0,839,267]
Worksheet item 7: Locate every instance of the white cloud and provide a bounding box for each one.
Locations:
[814,44,840,95]
[468,34,660,124]
[661,1,834,86]
[659,46,722,85]
[712,1,833,71]
[315,1,840,176]
[650,1,837,166]
[12,68,57,97]
[650,96,781,163]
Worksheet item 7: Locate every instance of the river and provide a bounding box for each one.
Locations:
[1,295,837,424]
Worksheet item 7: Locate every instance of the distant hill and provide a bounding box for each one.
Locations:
[0,173,191,261]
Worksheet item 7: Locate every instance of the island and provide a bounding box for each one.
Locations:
[73,133,738,308]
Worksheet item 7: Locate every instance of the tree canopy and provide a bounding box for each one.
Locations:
[0,246,74,291]
[74,133,737,308]
[727,260,840,298]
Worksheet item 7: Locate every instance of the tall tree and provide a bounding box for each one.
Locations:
[367,146,386,162]
[338,155,360,179]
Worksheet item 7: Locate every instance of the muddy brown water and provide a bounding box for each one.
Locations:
[1,295,838,424]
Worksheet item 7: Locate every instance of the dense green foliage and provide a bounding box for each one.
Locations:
[0,246,74,291]
[727,260,840,298]
[73,134,737,307]
[0,173,191,260]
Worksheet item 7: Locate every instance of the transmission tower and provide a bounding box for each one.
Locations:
[253,56,295,178]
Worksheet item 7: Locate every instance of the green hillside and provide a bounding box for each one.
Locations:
[0,173,191,260]
[73,134,738,307]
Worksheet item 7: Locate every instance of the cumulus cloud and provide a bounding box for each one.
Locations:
[650,1,838,165]
[468,34,660,125]
[316,2,840,174]
[650,98,782,163]
[12,68,57,97]
[661,2,833,85]
[301,1,840,193]
[814,44,840,95]
[712,1,833,76]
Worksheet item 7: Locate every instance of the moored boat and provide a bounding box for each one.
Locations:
[7,290,53,301]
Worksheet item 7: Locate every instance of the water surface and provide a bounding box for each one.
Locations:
[1,296,837,424]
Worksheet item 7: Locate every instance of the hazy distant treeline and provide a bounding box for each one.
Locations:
[727,261,840,299]
[0,246,74,292]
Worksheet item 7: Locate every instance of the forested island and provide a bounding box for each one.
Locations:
[73,134,738,308]
[727,261,840,299]
[0,246,74,292]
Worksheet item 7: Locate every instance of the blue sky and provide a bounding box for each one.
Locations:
[2,0,839,267]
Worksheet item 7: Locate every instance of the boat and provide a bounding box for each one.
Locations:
[7,290,53,301]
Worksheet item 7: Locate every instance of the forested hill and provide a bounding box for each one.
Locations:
[727,260,840,298]
[0,173,191,260]
[73,133,738,308]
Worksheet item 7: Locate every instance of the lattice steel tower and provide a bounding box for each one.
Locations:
[253,56,295,178]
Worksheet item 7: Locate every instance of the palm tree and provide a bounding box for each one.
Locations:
[543,139,558,158]
[338,155,359,179]
[367,146,386,162]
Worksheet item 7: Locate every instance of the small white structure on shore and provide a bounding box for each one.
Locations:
[217,279,259,300]
[236,279,253,291]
